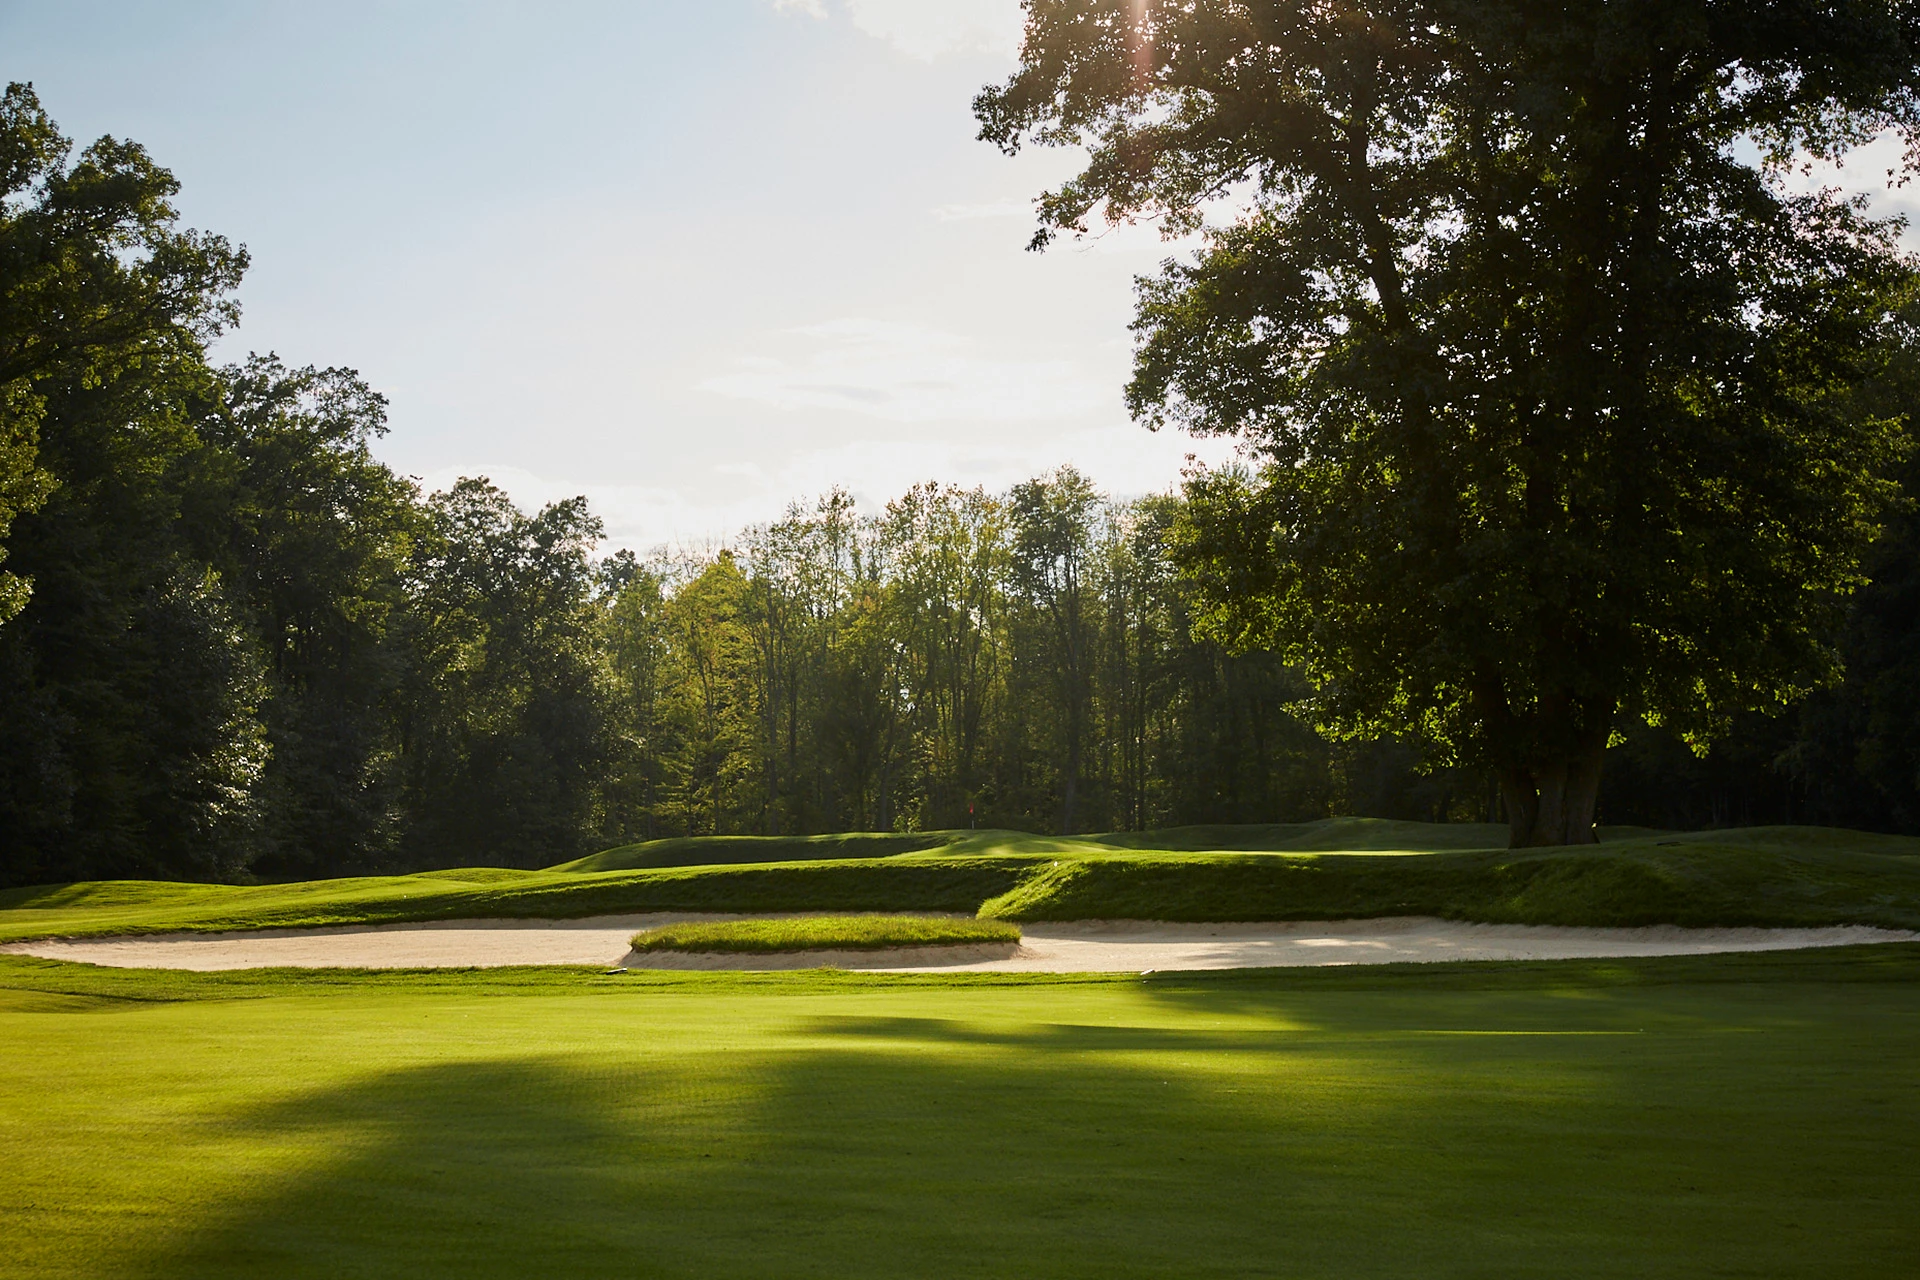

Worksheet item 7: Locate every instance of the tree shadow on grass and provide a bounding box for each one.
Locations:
[116,1002,1917,1280]
[789,1013,1315,1052]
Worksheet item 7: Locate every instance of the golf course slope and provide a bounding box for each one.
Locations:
[3,820,1918,945]
[2,822,1916,1276]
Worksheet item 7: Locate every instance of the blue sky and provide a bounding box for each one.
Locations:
[2,0,1238,548]
[8,1,1917,549]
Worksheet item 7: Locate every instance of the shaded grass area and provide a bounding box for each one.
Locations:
[629,915,1020,954]
[5,822,1920,944]
[0,946,1915,1279]
[1078,817,1680,853]
[560,818,1550,871]
[1088,817,1518,852]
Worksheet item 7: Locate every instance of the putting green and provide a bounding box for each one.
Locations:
[1,947,1915,1278]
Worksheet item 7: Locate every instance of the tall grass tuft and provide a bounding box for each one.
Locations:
[629,915,1020,954]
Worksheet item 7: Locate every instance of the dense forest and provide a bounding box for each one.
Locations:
[5,80,1920,887]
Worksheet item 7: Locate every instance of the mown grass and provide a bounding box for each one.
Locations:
[555,831,968,872]
[629,915,1020,954]
[0,946,1915,1278]
[0,857,1046,944]
[4,821,1919,943]
[979,833,1920,929]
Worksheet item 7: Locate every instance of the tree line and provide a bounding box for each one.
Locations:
[593,473,1354,850]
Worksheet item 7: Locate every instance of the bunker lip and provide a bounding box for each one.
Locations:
[1,914,1914,972]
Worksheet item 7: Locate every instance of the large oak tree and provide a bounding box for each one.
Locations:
[978,0,1920,845]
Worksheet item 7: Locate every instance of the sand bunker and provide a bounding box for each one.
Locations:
[4,914,1913,972]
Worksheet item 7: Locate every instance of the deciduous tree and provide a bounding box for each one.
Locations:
[0,82,244,625]
[978,0,1920,844]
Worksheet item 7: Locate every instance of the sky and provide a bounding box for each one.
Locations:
[0,0,1239,551]
[7,1,1920,552]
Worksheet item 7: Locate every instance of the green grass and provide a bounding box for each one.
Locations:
[0,946,1915,1278]
[978,832,1920,929]
[555,831,968,872]
[5,821,1919,944]
[629,914,1021,954]
[1079,817,1672,853]
[0,857,1046,944]
[1087,817,1518,851]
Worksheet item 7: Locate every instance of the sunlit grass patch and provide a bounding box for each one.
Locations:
[630,915,1020,954]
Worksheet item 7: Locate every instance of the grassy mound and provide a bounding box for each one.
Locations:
[1086,818,1514,852]
[628,915,1020,954]
[1080,818,1677,854]
[6,821,1919,944]
[554,832,967,873]
[979,832,1920,929]
[0,858,1046,945]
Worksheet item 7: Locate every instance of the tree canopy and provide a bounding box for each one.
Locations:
[978,0,1920,845]
[0,82,245,625]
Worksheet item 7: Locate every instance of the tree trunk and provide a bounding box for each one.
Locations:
[1500,728,1607,847]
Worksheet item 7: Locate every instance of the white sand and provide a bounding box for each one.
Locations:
[3,914,1912,972]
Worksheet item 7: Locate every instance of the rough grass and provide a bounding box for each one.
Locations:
[978,833,1920,929]
[0,858,1046,944]
[629,915,1020,954]
[0,946,1915,1278]
[1086,818,1516,852]
[555,831,968,873]
[5,821,1919,944]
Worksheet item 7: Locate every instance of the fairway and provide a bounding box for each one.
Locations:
[2,948,1915,1278]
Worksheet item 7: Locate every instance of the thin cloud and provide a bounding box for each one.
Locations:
[696,318,1107,424]
[933,199,1031,222]
[772,0,1024,61]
